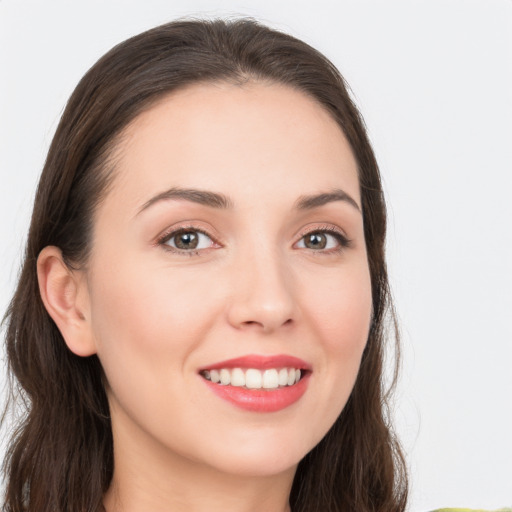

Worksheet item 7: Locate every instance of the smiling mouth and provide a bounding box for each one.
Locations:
[200,367,305,390]
[199,355,311,412]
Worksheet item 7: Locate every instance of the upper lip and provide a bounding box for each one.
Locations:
[198,354,312,371]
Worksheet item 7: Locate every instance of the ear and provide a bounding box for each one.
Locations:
[37,246,97,357]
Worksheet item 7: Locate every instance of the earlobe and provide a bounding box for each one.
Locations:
[37,246,97,357]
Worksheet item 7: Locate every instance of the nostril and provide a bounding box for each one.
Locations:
[240,320,261,329]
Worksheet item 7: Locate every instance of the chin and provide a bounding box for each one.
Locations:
[206,449,302,478]
[190,427,318,478]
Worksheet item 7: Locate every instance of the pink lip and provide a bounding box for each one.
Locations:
[199,354,312,413]
[198,354,312,371]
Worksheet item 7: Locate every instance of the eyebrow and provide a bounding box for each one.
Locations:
[294,189,361,212]
[138,187,234,214]
[137,186,361,215]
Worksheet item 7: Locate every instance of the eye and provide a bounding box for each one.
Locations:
[160,228,216,253]
[295,229,351,252]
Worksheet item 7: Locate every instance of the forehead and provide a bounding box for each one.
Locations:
[106,81,360,214]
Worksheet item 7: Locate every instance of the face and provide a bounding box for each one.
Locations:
[84,82,372,478]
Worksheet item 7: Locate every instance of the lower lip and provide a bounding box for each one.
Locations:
[202,373,310,412]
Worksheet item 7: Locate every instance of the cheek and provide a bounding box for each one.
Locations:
[87,257,222,390]
[302,261,372,352]
[299,260,372,407]
[86,258,231,447]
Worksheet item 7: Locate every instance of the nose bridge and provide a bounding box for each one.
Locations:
[226,231,296,333]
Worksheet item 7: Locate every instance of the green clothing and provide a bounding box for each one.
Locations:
[431,509,512,512]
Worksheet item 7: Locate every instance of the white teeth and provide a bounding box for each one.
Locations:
[202,367,304,389]
[231,368,245,387]
[262,369,279,389]
[278,368,289,386]
[245,369,262,389]
[220,369,231,385]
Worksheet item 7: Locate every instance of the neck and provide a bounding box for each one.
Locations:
[103,407,295,512]
[104,471,293,512]
[104,455,294,512]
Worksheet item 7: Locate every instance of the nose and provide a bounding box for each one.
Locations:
[225,247,297,334]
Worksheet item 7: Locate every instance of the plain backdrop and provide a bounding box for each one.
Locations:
[1,1,511,510]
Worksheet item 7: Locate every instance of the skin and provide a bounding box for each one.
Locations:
[38,82,372,512]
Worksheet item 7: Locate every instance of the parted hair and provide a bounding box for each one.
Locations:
[2,18,408,512]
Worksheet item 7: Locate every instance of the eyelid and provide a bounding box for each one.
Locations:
[296,223,349,240]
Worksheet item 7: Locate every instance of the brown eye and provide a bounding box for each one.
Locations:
[296,229,350,252]
[304,232,328,249]
[176,231,199,249]
[163,229,213,251]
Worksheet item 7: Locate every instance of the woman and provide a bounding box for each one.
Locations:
[2,18,408,512]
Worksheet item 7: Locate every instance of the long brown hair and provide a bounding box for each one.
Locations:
[2,18,408,512]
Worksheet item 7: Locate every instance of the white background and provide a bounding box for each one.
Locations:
[1,1,511,510]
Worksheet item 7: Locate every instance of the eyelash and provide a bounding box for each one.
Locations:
[156,224,352,257]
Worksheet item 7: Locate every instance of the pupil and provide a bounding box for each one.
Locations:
[176,231,198,249]
[306,233,326,249]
